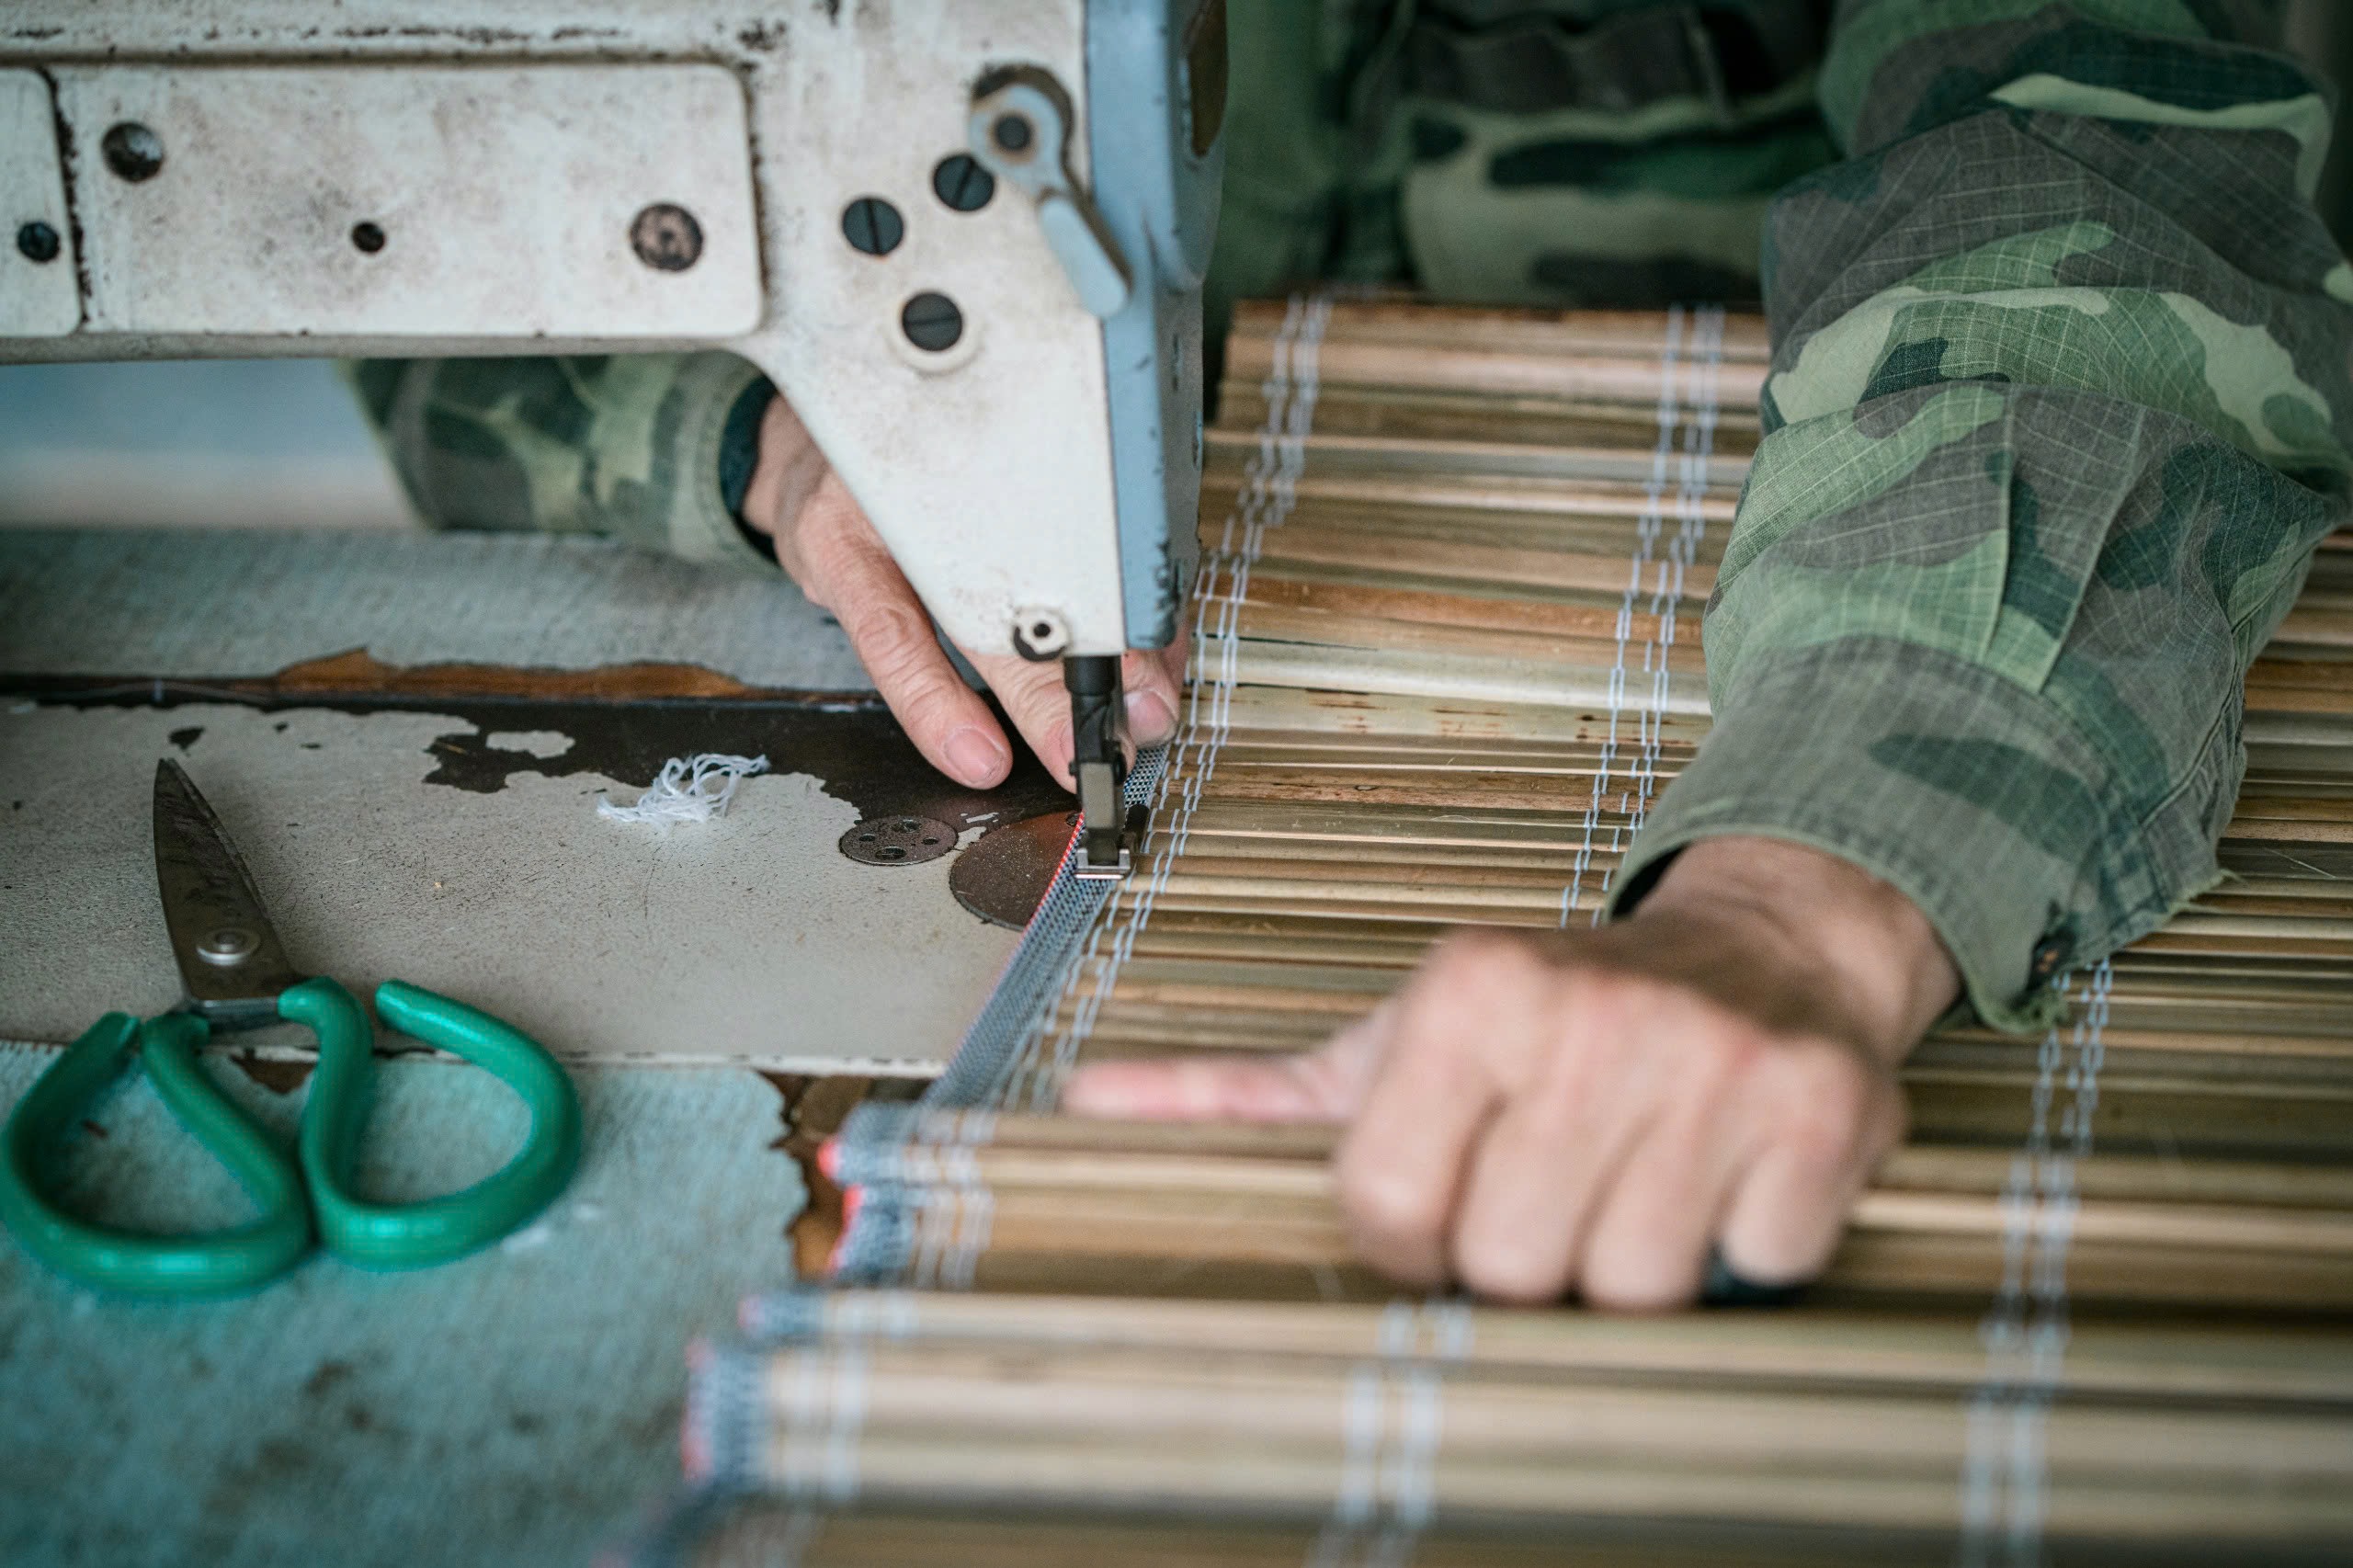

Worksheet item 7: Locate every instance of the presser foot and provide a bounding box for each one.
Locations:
[1072,762,1141,881]
[1064,653,1137,881]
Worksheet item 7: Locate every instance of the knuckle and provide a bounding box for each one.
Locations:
[855,601,944,687]
[1554,962,1671,1032]
[892,672,971,738]
[1582,1262,1688,1313]
[1454,1237,1567,1306]
[1120,648,1168,692]
[1337,1153,1446,1249]
[1773,1046,1874,1163]
[1426,930,1538,993]
[1685,1017,1768,1095]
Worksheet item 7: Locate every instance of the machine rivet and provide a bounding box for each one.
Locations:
[931,154,995,213]
[197,926,259,967]
[901,291,963,352]
[350,221,386,255]
[840,196,904,256]
[101,122,165,182]
[629,203,703,271]
[14,222,59,264]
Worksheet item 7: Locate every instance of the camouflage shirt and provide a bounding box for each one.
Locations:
[356,0,2350,1030]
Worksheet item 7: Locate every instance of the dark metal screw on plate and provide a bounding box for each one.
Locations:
[991,113,1033,153]
[15,222,59,263]
[901,291,963,352]
[841,196,904,256]
[629,202,703,271]
[197,926,259,967]
[931,154,995,213]
[349,221,386,255]
[101,122,165,182]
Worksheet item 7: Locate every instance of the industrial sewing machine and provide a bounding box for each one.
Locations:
[0,0,1226,877]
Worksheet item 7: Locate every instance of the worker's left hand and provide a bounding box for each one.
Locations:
[1061,836,1960,1308]
[743,391,1188,790]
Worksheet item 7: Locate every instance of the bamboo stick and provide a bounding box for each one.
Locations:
[733,300,2353,1564]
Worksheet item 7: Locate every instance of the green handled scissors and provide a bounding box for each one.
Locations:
[0,759,582,1299]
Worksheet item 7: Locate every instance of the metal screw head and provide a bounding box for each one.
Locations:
[931,154,995,213]
[840,196,904,256]
[991,113,1033,153]
[196,926,260,967]
[629,202,703,271]
[1010,608,1070,662]
[900,291,963,353]
[101,122,165,182]
[14,222,59,264]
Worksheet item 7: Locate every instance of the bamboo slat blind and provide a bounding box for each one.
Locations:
[670,300,2353,1567]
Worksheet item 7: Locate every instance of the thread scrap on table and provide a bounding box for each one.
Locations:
[597,754,770,827]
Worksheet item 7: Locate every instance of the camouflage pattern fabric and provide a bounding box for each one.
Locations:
[1611,0,2347,1028]
[357,0,2347,1029]
[346,352,771,571]
[1211,0,1841,312]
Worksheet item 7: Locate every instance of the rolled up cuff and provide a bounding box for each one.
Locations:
[1606,638,2216,1033]
[665,356,779,574]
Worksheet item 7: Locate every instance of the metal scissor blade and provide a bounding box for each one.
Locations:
[153,759,301,1021]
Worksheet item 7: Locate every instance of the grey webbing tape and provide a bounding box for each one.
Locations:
[830,295,1333,1287]
[1404,0,1827,119]
[1014,291,1335,1112]
[1956,960,2112,1567]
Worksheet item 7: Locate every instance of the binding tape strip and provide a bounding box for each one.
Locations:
[1956,960,2112,1566]
[1014,290,1335,1111]
[832,294,1334,1285]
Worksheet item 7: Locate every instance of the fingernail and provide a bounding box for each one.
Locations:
[944,726,1007,786]
[1125,688,1176,744]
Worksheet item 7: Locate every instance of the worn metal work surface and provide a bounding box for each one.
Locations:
[0,698,1023,1072]
[0,528,1044,1071]
[0,1047,805,1568]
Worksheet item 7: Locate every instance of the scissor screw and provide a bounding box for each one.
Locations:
[197,926,259,966]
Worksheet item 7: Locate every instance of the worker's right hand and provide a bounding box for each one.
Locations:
[742,392,1188,790]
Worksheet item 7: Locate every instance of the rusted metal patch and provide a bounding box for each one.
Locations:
[949,810,1077,929]
[838,814,955,868]
[6,648,1069,835]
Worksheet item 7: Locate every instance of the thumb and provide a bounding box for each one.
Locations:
[1059,1005,1392,1122]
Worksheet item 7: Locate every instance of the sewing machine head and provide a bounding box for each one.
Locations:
[0,0,1228,870]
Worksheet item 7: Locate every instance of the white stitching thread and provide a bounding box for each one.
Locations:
[1956,959,2111,1566]
[1012,293,1335,1113]
[1310,1300,1471,1568]
[1559,306,1722,926]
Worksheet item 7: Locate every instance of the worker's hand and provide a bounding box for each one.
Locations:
[1061,837,1960,1308]
[742,392,1188,789]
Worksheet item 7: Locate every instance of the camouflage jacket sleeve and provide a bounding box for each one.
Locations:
[1611,0,2353,1029]
[343,353,779,574]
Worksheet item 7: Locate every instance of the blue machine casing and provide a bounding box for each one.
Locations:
[1086,0,1225,649]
